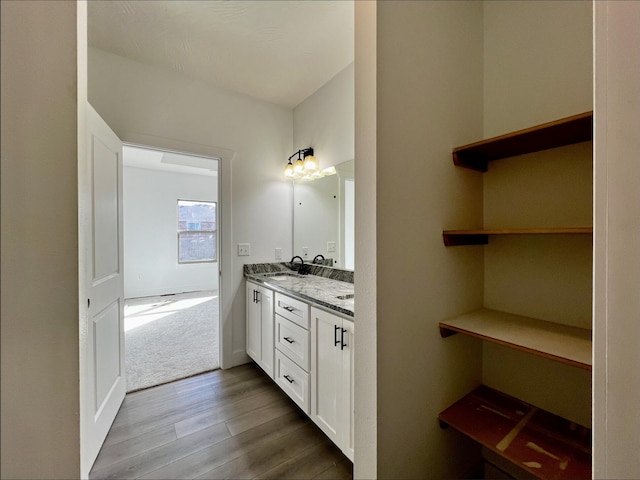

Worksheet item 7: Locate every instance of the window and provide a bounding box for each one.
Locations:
[178,200,217,263]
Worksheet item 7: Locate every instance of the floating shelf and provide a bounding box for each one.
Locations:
[439,308,592,370]
[439,385,591,480]
[442,227,593,246]
[452,111,593,172]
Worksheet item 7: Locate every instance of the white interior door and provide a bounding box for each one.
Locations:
[80,104,125,473]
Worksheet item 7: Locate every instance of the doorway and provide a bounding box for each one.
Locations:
[122,144,221,391]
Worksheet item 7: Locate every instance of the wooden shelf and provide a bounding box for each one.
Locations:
[442,227,592,246]
[439,308,592,370]
[439,385,591,480]
[452,111,593,172]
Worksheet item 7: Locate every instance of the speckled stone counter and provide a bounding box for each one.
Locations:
[244,263,354,318]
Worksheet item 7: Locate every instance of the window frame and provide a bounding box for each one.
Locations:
[177,199,217,264]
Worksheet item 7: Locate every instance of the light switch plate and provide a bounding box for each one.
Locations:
[238,243,251,256]
[327,241,336,253]
[275,248,282,260]
[302,246,309,258]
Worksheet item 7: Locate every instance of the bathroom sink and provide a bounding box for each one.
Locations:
[261,272,304,280]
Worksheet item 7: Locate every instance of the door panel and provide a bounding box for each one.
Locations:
[81,104,125,473]
[92,137,120,280]
[93,300,122,411]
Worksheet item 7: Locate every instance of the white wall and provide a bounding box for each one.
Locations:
[374,2,485,477]
[353,3,377,477]
[483,1,593,137]
[294,63,354,171]
[482,0,593,427]
[1,1,81,478]
[88,47,293,366]
[593,2,640,477]
[123,166,218,298]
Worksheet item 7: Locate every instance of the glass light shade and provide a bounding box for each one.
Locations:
[284,162,294,178]
[303,155,318,172]
[293,158,304,174]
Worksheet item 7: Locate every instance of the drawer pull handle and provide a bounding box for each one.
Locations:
[334,325,341,346]
[283,374,295,384]
[283,336,295,344]
[283,306,295,312]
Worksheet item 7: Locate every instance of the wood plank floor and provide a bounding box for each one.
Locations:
[89,363,353,480]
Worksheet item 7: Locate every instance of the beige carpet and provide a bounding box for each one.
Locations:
[124,290,219,392]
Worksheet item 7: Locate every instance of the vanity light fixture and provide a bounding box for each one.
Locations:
[285,148,316,179]
[284,147,338,181]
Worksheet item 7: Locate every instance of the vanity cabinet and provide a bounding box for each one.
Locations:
[274,292,311,413]
[245,278,355,461]
[311,307,354,461]
[246,281,274,378]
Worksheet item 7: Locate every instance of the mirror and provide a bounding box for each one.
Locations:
[293,159,354,269]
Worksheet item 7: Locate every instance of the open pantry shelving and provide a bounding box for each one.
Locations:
[440,111,593,478]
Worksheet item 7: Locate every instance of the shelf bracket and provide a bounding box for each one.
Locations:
[452,152,488,172]
[439,326,458,338]
[442,233,488,246]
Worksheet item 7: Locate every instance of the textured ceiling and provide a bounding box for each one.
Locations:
[88,0,354,109]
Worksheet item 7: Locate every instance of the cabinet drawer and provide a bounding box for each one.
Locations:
[275,314,310,371]
[275,293,309,329]
[275,350,310,414]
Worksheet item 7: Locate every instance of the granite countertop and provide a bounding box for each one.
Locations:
[244,263,354,318]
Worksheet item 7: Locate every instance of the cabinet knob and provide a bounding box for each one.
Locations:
[283,374,295,384]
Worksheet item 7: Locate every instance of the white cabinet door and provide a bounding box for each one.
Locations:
[246,282,262,363]
[340,319,355,460]
[339,320,355,461]
[259,287,274,377]
[311,307,354,460]
[246,281,274,378]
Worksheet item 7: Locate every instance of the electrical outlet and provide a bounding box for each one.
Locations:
[302,246,309,258]
[237,243,251,256]
[327,241,336,253]
[275,248,282,261]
